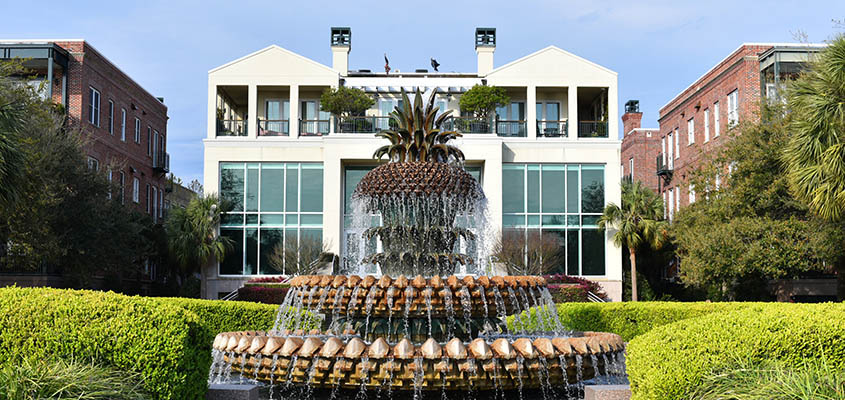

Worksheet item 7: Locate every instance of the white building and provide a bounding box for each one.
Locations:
[203,28,623,301]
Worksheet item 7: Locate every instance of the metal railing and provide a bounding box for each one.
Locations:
[258,119,289,136]
[578,121,609,138]
[299,119,330,136]
[335,116,396,133]
[496,120,527,137]
[587,291,606,303]
[216,119,246,136]
[153,151,169,173]
[443,116,491,134]
[537,120,568,137]
[656,154,672,175]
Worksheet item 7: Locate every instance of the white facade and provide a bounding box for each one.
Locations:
[203,29,622,301]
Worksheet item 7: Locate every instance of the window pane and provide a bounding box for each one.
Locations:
[502,214,525,227]
[546,103,559,121]
[300,165,323,212]
[220,229,243,275]
[541,166,565,213]
[266,100,280,120]
[581,166,604,213]
[566,229,579,275]
[581,229,605,275]
[301,214,322,226]
[260,229,283,274]
[502,165,524,213]
[221,163,244,212]
[260,214,284,226]
[541,215,565,227]
[527,165,540,213]
[260,164,285,212]
[245,228,258,275]
[566,166,579,213]
[465,165,482,184]
[345,166,373,216]
[543,229,566,275]
[246,164,259,212]
[286,165,298,212]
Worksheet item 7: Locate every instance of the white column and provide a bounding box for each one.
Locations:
[607,85,619,139]
[568,86,578,138]
[290,85,300,137]
[247,84,257,138]
[207,80,217,139]
[322,151,342,255]
[526,85,537,139]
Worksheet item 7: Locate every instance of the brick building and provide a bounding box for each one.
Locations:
[620,100,660,193]
[622,43,824,219]
[0,40,170,220]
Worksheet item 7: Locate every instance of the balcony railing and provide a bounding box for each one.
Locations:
[443,117,491,134]
[153,151,169,173]
[578,121,609,138]
[335,116,396,133]
[656,154,672,177]
[258,119,289,136]
[537,120,568,137]
[496,120,527,137]
[216,119,246,136]
[299,119,330,136]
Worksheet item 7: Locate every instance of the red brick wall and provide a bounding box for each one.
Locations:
[620,126,661,193]
[55,40,168,220]
[655,44,770,209]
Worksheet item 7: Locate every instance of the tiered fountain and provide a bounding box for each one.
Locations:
[209,89,626,399]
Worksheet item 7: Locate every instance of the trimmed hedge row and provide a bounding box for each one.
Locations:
[511,301,752,341]
[0,287,278,399]
[627,302,845,399]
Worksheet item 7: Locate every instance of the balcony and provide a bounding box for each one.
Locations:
[537,120,568,137]
[656,154,673,183]
[299,119,330,136]
[496,120,527,137]
[443,116,491,134]
[335,116,396,133]
[578,121,609,138]
[258,119,289,136]
[153,151,169,173]
[217,119,246,137]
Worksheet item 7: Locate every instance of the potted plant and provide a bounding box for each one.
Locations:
[458,85,510,133]
[319,87,375,133]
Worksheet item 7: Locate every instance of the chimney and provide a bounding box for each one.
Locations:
[475,27,496,76]
[330,27,351,75]
[622,99,642,136]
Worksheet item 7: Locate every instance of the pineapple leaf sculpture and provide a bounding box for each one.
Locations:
[373,88,465,164]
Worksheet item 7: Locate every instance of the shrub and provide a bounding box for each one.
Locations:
[319,86,374,116]
[627,303,845,399]
[0,358,150,400]
[0,287,279,399]
[510,301,751,341]
[458,85,510,120]
[238,284,290,304]
[546,284,590,302]
[544,274,607,300]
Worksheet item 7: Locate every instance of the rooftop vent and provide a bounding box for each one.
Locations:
[415,69,428,73]
[475,28,496,48]
[331,27,351,47]
[357,69,371,73]
[625,100,640,113]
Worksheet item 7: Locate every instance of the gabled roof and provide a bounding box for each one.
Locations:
[487,46,617,76]
[208,45,337,75]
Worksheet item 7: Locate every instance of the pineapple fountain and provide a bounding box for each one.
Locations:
[209,89,627,399]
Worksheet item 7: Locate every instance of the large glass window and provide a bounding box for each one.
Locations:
[502,163,606,276]
[219,162,323,276]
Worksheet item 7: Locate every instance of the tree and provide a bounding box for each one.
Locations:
[458,85,510,121]
[599,181,668,301]
[493,229,562,276]
[675,104,844,300]
[0,62,33,209]
[319,86,374,117]
[165,194,233,291]
[783,35,845,300]
[267,234,329,276]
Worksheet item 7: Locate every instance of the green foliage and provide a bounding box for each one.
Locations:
[0,358,150,400]
[627,303,845,400]
[0,287,279,399]
[674,104,845,300]
[784,35,845,222]
[0,61,30,208]
[458,85,510,120]
[373,88,464,163]
[509,301,746,341]
[165,194,233,289]
[689,357,845,400]
[319,86,375,116]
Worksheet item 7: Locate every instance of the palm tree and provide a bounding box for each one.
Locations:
[0,63,30,209]
[783,35,845,300]
[598,181,668,301]
[373,88,464,163]
[165,194,233,291]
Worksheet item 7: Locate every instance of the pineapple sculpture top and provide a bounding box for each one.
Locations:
[353,88,484,276]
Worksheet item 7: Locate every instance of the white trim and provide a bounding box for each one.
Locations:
[208,45,338,75]
[486,46,618,76]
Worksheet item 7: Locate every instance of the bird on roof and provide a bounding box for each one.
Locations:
[384,53,391,74]
[431,58,440,72]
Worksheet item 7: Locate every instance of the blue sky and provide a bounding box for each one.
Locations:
[2,0,842,184]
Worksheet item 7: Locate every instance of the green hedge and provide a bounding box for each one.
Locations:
[0,287,278,399]
[627,303,845,400]
[511,301,752,341]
